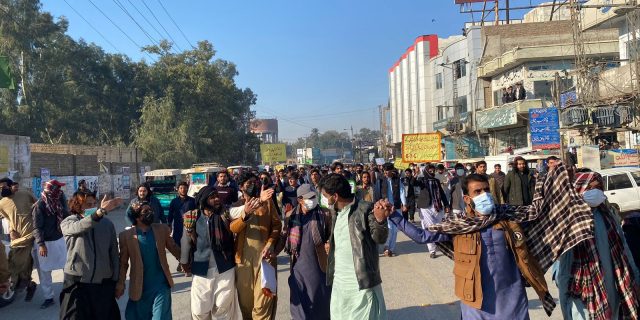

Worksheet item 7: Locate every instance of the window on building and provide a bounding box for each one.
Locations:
[454,60,466,79]
[495,127,528,152]
[493,90,503,107]
[456,96,468,113]
[437,106,444,120]
[533,80,553,101]
[436,73,443,89]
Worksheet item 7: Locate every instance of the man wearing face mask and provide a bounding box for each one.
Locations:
[230,172,281,320]
[117,203,181,320]
[415,165,450,258]
[0,178,37,301]
[385,164,600,319]
[551,172,640,320]
[274,184,331,320]
[448,163,467,217]
[181,186,243,319]
[320,173,389,320]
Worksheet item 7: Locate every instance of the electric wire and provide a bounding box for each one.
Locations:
[87,0,156,61]
[139,0,183,52]
[156,0,195,48]
[62,0,120,52]
[112,0,159,46]
[123,0,169,48]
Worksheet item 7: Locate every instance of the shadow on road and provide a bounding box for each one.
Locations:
[387,301,460,320]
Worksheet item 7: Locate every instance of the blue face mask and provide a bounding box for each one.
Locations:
[472,192,495,215]
[83,207,98,217]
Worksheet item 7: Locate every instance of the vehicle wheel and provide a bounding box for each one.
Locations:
[0,285,16,308]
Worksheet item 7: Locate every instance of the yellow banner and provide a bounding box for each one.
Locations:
[394,158,410,170]
[260,144,286,163]
[0,146,7,173]
[402,133,442,163]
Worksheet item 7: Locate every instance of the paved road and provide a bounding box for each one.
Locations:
[2,209,563,320]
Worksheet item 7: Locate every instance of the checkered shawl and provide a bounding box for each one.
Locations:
[570,172,640,320]
[574,172,604,194]
[427,162,595,316]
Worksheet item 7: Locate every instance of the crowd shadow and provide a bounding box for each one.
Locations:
[387,301,460,320]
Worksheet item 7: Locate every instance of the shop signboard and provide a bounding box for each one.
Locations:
[476,105,518,129]
[529,107,561,150]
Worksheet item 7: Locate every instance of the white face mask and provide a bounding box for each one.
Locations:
[320,194,335,209]
[303,198,317,210]
[583,189,607,208]
[472,192,495,215]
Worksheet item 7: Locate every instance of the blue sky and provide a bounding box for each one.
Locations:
[41,0,546,141]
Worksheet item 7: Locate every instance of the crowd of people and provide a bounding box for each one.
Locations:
[0,157,639,320]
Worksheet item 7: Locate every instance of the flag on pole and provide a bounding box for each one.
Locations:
[0,56,16,90]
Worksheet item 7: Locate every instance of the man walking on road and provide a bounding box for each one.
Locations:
[320,173,389,320]
[415,165,449,259]
[386,165,596,319]
[117,203,181,320]
[503,156,535,206]
[0,178,37,301]
[33,179,69,309]
[275,184,331,320]
[168,182,196,248]
[489,164,506,205]
[181,186,243,320]
[379,163,405,257]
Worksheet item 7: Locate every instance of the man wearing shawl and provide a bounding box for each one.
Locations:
[180,186,242,320]
[274,184,331,320]
[382,163,599,319]
[33,179,69,309]
[552,172,640,320]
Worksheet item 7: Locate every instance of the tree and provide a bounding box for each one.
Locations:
[133,41,259,167]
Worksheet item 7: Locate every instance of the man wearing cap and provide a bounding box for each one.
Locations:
[33,179,69,308]
[0,177,37,301]
[275,184,331,320]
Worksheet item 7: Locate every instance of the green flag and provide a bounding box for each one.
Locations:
[0,56,16,90]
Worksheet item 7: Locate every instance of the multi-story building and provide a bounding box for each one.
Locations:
[476,19,619,155]
[388,35,439,145]
[250,118,278,144]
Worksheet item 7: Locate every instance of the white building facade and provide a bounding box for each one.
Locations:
[388,28,485,146]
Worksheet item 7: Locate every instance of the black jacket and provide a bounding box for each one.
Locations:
[415,176,450,209]
[327,200,388,290]
[33,199,69,245]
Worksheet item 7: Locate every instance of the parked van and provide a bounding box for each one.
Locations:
[183,165,226,197]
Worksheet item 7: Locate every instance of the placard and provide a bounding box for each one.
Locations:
[260,144,287,163]
[402,133,442,163]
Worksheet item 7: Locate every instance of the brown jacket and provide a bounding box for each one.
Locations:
[452,222,549,310]
[0,190,37,248]
[230,199,282,264]
[117,224,180,301]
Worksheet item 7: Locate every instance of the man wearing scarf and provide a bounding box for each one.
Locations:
[180,186,242,320]
[415,164,450,259]
[33,179,69,309]
[552,172,640,320]
[383,163,598,319]
[274,184,331,320]
[230,172,281,320]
